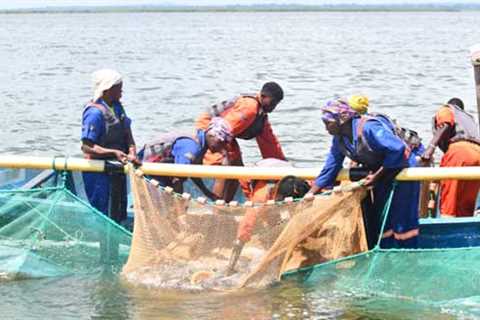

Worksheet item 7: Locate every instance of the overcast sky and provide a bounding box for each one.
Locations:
[0,0,478,10]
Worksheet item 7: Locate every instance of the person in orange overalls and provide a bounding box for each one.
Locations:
[422,98,480,217]
[226,158,310,274]
[195,82,286,201]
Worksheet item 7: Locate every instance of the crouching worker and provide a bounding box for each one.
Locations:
[139,117,233,200]
[226,158,310,274]
[305,98,420,249]
[421,98,480,217]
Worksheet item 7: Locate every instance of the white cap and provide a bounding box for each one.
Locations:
[470,44,480,66]
[92,69,122,101]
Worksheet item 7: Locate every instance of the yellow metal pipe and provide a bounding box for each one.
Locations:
[139,162,330,180]
[0,155,479,181]
[395,166,480,181]
[0,156,105,172]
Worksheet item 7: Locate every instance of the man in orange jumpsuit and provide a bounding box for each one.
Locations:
[195,82,286,201]
[422,98,480,217]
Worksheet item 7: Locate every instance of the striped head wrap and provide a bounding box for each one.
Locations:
[321,99,358,124]
[206,117,233,143]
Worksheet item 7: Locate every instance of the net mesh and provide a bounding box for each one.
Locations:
[0,177,132,280]
[284,247,480,304]
[122,169,368,290]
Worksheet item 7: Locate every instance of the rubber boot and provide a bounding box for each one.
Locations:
[225,239,244,276]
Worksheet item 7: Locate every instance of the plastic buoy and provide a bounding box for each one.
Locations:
[304,193,315,201]
[244,201,254,207]
[182,193,191,200]
[190,270,214,285]
[164,186,174,193]
[150,179,160,187]
[284,197,294,203]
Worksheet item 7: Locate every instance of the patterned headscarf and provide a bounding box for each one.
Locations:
[206,117,233,143]
[321,99,358,124]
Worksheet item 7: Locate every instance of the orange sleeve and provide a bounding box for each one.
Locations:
[195,111,212,130]
[255,118,286,160]
[239,179,253,200]
[435,107,455,128]
[222,97,258,137]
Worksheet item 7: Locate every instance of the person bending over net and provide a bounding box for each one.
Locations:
[306,97,420,249]
[226,161,310,274]
[139,117,232,200]
[195,82,287,202]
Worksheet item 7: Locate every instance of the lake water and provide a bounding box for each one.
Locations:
[1,11,480,319]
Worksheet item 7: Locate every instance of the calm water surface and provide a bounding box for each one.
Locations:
[1,11,480,319]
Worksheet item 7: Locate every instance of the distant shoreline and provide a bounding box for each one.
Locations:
[1,4,480,14]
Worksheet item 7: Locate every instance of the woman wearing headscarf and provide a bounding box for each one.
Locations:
[139,117,233,199]
[306,98,420,249]
[81,69,138,223]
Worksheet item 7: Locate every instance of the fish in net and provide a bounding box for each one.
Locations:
[122,168,368,290]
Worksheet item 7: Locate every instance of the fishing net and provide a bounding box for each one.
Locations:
[0,170,132,280]
[122,169,369,290]
[283,247,480,304]
[278,181,480,307]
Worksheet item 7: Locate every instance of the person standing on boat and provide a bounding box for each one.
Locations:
[421,98,480,217]
[139,117,233,200]
[305,98,420,248]
[81,69,139,224]
[195,82,286,201]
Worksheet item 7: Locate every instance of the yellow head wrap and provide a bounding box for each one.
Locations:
[348,95,369,114]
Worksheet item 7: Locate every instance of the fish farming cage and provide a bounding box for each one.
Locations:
[2,165,480,306]
[281,183,480,306]
[0,168,131,280]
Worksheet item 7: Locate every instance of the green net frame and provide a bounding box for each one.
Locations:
[0,171,132,280]
[282,182,480,307]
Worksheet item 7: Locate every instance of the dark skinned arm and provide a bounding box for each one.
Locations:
[171,178,184,194]
[306,184,321,197]
[421,124,451,162]
[364,166,402,187]
[191,178,220,201]
[125,127,141,165]
[81,139,127,163]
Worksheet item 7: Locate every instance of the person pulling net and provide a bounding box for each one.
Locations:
[226,158,311,275]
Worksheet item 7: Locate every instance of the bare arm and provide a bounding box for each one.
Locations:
[81,139,127,163]
[125,127,141,165]
[171,178,184,194]
[421,124,450,162]
[191,178,220,201]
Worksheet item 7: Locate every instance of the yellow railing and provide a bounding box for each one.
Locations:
[0,155,479,181]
